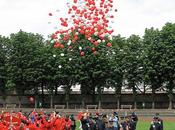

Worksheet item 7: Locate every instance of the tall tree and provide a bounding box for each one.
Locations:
[65,38,113,108]
[7,31,44,108]
[0,36,10,106]
[143,28,164,109]
[124,35,143,109]
[160,23,175,109]
[108,35,127,109]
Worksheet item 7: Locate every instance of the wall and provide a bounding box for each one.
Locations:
[0,93,174,109]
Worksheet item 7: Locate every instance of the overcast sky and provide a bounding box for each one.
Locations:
[0,0,175,38]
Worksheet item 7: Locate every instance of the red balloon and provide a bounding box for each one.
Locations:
[49,13,52,16]
[68,46,73,49]
[108,30,114,34]
[60,44,64,48]
[54,42,60,48]
[69,8,72,12]
[107,42,112,47]
[55,31,60,34]
[93,51,97,55]
[49,0,115,55]
[61,22,68,27]
[94,41,98,46]
[73,0,78,3]
[52,34,57,39]
[72,5,77,10]
[80,51,85,56]
[91,47,96,51]
[76,9,80,14]
[110,15,114,18]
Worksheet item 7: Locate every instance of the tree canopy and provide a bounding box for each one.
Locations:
[0,23,175,108]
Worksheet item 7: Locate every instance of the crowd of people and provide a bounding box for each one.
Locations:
[79,111,138,130]
[0,109,75,130]
[0,109,163,130]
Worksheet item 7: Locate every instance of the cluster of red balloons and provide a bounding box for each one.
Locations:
[49,0,116,56]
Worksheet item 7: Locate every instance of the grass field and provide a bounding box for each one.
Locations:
[76,121,175,130]
[137,121,175,130]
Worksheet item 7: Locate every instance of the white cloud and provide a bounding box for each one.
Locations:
[0,0,175,38]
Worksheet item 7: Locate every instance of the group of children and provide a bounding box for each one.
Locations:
[0,109,163,130]
[0,110,76,130]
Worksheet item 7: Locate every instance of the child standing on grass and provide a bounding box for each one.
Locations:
[130,112,138,130]
[149,116,162,130]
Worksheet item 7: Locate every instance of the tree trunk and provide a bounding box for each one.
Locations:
[117,98,120,109]
[35,95,37,108]
[41,83,44,107]
[168,93,173,109]
[66,101,69,109]
[92,87,96,104]
[152,101,155,109]
[50,89,53,109]
[55,86,58,95]
[168,81,174,109]
[80,84,86,109]
[168,99,172,109]
[98,100,101,109]
[65,85,72,109]
[97,87,102,109]
[131,83,137,109]
[65,93,69,109]
[115,85,122,109]
[50,95,53,109]
[2,94,6,108]
[18,96,21,108]
[152,88,155,109]
[134,101,137,109]
[34,86,38,108]
[143,82,146,94]
[81,96,85,109]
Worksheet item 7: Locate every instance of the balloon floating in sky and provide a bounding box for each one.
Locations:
[49,0,116,55]
[48,13,53,16]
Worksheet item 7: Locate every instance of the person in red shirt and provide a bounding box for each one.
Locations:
[0,122,8,130]
[39,117,48,130]
[53,116,62,130]
[27,122,38,130]
[77,112,83,120]
[14,122,26,130]
[61,115,72,130]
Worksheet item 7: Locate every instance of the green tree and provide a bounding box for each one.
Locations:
[52,47,77,109]
[40,41,78,108]
[160,23,175,109]
[109,35,127,109]
[124,35,143,109]
[7,31,44,108]
[71,39,113,108]
[0,36,10,106]
[143,28,164,109]
[52,35,114,108]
